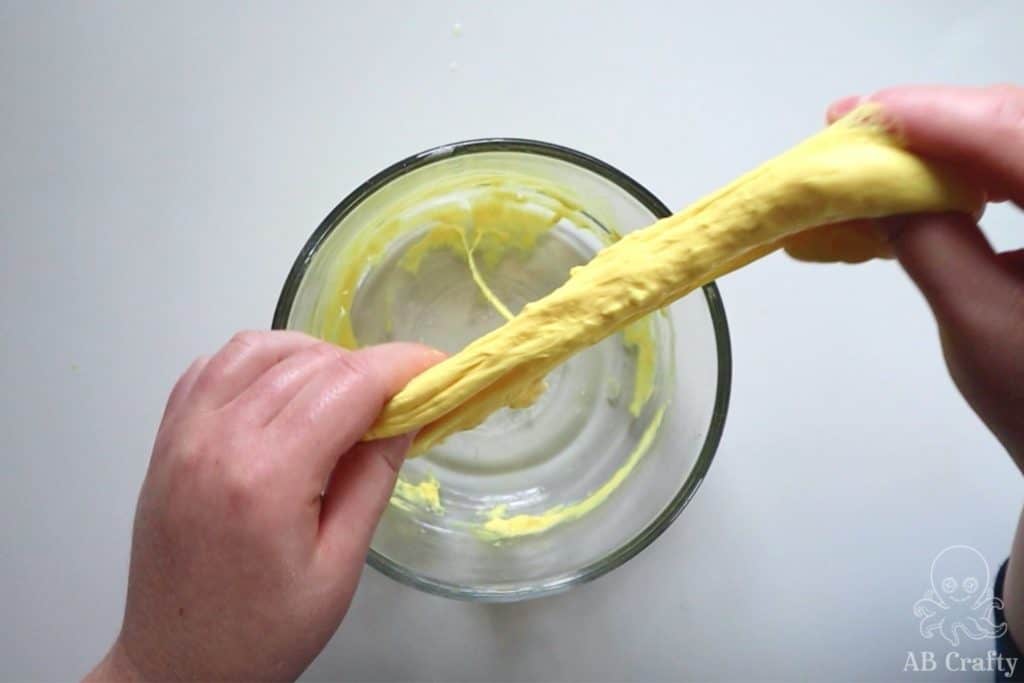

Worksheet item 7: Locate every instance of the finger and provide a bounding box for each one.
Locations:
[227,343,348,425]
[162,355,210,423]
[315,434,412,569]
[270,343,444,483]
[879,212,1021,328]
[883,212,1024,460]
[826,94,863,122]
[1000,248,1024,277]
[192,330,320,408]
[783,219,893,263]
[827,84,1024,204]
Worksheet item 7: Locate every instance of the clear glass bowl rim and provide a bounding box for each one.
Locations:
[272,137,732,602]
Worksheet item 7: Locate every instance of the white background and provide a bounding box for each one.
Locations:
[2,2,1021,681]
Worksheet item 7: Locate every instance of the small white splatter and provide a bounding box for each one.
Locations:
[452,22,463,37]
[448,61,459,72]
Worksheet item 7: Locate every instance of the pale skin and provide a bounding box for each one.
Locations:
[87,84,1023,681]
[828,84,1024,646]
[85,334,446,681]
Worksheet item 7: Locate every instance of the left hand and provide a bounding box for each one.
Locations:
[86,331,443,682]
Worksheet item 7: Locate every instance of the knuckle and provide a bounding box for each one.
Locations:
[309,343,347,363]
[174,355,202,384]
[198,332,264,384]
[171,354,207,392]
[151,431,214,529]
[327,349,372,382]
[221,452,275,510]
[168,422,213,477]
[160,421,282,529]
[149,412,290,538]
[228,330,263,351]
[165,353,198,386]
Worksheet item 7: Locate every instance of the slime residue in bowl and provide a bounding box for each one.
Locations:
[309,171,669,540]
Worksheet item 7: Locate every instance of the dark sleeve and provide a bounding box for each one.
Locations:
[995,559,1023,681]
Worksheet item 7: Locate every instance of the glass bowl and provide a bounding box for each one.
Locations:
[273,139,730,601]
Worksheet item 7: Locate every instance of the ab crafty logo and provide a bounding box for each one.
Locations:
[905,545,1016,678]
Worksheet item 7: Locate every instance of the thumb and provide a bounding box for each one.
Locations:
[312,343,445,573]
[316,433,414,573]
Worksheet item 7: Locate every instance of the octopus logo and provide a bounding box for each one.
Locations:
[913,545,1007,647]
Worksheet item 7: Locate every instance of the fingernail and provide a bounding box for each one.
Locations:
[827,94,865,120]
[425,348,448,363]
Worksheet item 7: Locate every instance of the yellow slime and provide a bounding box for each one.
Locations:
[318,177,594,349]
[318,173,662,440]
[476,406,665,541]
[313,173,661,517]
[390,473,443,514]
[367,105,983,454]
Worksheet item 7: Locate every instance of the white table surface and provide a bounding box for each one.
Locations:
[2,2,1021,681]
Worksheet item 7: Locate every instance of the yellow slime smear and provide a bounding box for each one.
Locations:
[476,405,666,541]
[318,176,578,348]
[402,224,518,321]
[366,105,984,454]
[390,473,443,514]
[315,173,661,518]
[621,319,656,416]
[320,176,585,348]
[318,173,662,447]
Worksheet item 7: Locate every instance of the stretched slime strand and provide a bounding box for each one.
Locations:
[366,105,984,455]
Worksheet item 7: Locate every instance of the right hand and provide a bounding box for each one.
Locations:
[828,84,1024,469]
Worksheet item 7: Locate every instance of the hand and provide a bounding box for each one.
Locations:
[827,85,1024,468]
[825,84,1024,647]
[85,331,444,682]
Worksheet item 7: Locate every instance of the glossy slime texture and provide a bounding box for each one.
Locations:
[367,105,983,454]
